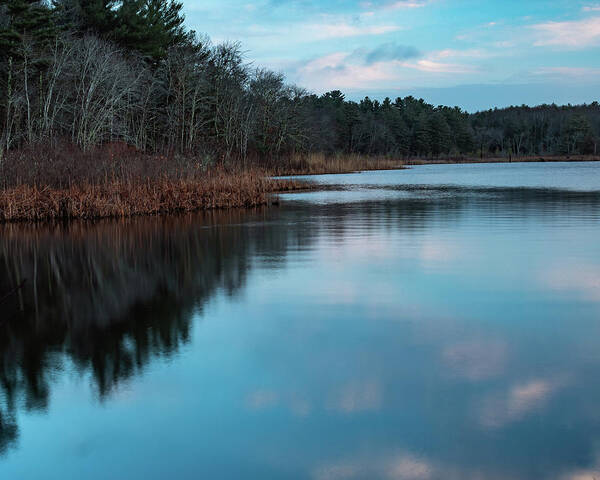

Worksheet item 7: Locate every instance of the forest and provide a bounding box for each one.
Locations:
[2,0,600,161]
[0,0,599,220]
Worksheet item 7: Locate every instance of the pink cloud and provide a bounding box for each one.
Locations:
[583,4,600,12]
[386,0,429,8]
[298,53,398,89]
[404,59,479,73]
[563,470,600,480]
[313,452,434,480]
[430,48,490,60]
[478,377,567,428]
[543,264,600,301]
[361,0,431,10]
[295,46,482,92]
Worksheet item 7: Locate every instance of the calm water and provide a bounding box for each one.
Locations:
[1,162,600,479]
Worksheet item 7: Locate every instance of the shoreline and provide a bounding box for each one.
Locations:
[0,151,403,223]
[279,155,600,177]
[404,155,600,165]
[2,153,599,223]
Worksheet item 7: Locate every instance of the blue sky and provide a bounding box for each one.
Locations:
[183,0,600,111]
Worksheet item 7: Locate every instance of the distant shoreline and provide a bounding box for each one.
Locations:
[405,155,600,165]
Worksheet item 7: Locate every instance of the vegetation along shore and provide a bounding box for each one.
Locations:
[1,0,599,221]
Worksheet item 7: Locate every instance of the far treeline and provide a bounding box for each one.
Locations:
[2,0,600,165]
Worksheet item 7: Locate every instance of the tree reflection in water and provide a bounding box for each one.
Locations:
[0,209,278,452]
[1,185,599,458]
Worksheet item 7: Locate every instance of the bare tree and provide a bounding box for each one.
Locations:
[69,36,142,150]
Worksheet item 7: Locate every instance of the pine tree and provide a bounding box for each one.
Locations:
[52,0,190,60]
[428,112,452,156]
[414,112,432,156]
[52,0,117,36]
[114,0,190,60]
[0,0,57,59]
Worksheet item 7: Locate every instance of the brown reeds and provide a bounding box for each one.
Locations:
[1,175,268,221]
[274,152,404,175]
[405,155,600,165]
[0,173,310,222]
[0,143,308,222]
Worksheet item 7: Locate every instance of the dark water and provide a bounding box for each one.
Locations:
[1,162,600,479]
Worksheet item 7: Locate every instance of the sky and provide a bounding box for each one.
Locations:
[182,0,600,111]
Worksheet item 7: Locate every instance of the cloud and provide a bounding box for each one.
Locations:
[245,389,312,416]
[298,52,398,89]
[294,45,481,91]
[361,0,431,10]
[312,450,520,480]
[313,452,434,480]
[530,67,600,83]
[583,4,600,12]
[308,22,402,39]
[357,42,421,64]
[430,48,490,60]
[563,470,600,480]
[387,456,433,479]
[492,40,516,48]
[406,59,479,74]
[207,18,402,43]
[419,241,454,262]
[245,380,384,418]
[246,389,279,409]
[327,379,383,413]
[560,450,600,480]
[531,17,600,48]
[384,1,428,8]
[543,264,600,301]
[509,381,555,414]
[301,52,349,71]
[478,377,567,428]
[314,462,361,480]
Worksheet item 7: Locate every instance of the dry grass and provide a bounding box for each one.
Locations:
[0,174,306,222]
[405,155,600,165]
[275,152,404,175]
[0,144,308,222]
[0,144,409,222]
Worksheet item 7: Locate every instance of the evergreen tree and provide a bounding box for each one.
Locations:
[115,0,191,59]
[52,0,190,60]
[428,111,452,156]
[414,112,432,155]
[52,0,116,36]
[0,0,57,59]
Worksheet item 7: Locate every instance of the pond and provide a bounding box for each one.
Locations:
[1,162,600,479]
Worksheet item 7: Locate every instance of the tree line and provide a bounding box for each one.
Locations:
[1,0,599,164]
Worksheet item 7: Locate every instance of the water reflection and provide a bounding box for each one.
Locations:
[1,167,600,478]
[0,210,276,451]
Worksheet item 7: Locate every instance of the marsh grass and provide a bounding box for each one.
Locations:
[405,155,600,165]
[0,143,306,222]
[275,152,404,175]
